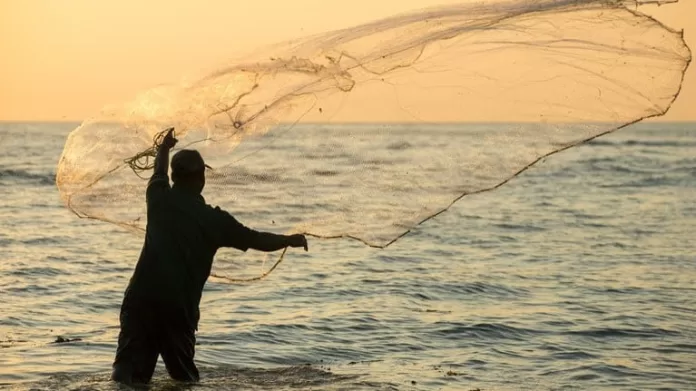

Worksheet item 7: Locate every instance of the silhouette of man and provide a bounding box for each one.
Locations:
[112,128,307,385]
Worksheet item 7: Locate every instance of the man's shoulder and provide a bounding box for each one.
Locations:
[146,173,171,202]
[204,203,234,220]
[148,172,170,187]
[205,204,248,229]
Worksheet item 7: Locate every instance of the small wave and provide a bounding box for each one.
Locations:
[430,281,529,299]
[583,157,662,175]
[0,237,15,247]
[599,175,680,189]
[588,139,696,148]
[235,172,283,183]
[210,167,287,185]
[650,343,696,354]
[623,139,696,148]
[301,151,354,160]
[0,338,30,349]
[564,327,679,339]
[493,223,546,232]
[311,169,340,177]
[550,350,599,360]
[0,168,55,186]
[21,237,64,246]
[593,286,649,295]
[586,139,619,146]
[590,241,633,250]
[674,164,696,174]
[541,363,648,379]
[386,141,413,150]
[5,284,50,294]
[8,266,64,277]
[541,319,576,327]
[363,158,397,165]
[430,322,539,341]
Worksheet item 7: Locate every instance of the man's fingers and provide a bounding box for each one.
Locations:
[162,128,178,148]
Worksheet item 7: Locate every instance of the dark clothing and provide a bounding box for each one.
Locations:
[113,172,259,383]
[112,301,198,384]
[123,173,256,330]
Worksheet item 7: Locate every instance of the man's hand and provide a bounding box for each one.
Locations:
[161,127,178,149]
[287,234,308,251]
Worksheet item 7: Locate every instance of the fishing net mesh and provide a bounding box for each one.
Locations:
[56,0,691,281]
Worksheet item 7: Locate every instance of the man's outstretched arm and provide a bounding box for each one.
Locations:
[217,210,308,253]
[248,232,308,252]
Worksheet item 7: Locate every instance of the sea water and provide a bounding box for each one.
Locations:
[0,122,694,390]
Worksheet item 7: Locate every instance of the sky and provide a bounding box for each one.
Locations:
[0,0,694,122]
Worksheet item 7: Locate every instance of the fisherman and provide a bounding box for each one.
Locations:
[111,128,308,384]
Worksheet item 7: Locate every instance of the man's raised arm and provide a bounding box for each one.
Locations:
[146,128,178,203]
[153,128,178,179]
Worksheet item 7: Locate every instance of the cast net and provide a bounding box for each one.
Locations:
[56,0,691,281]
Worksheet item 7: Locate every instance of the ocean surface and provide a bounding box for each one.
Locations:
[0,122,695,391]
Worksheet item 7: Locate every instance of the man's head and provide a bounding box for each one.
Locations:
[171,149,208,193]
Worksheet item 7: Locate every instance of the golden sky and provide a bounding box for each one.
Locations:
[1,0,693,122]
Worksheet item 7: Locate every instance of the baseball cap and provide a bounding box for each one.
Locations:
[171,149,212,177]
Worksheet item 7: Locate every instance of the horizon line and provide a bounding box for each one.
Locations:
[1,119,696,125]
